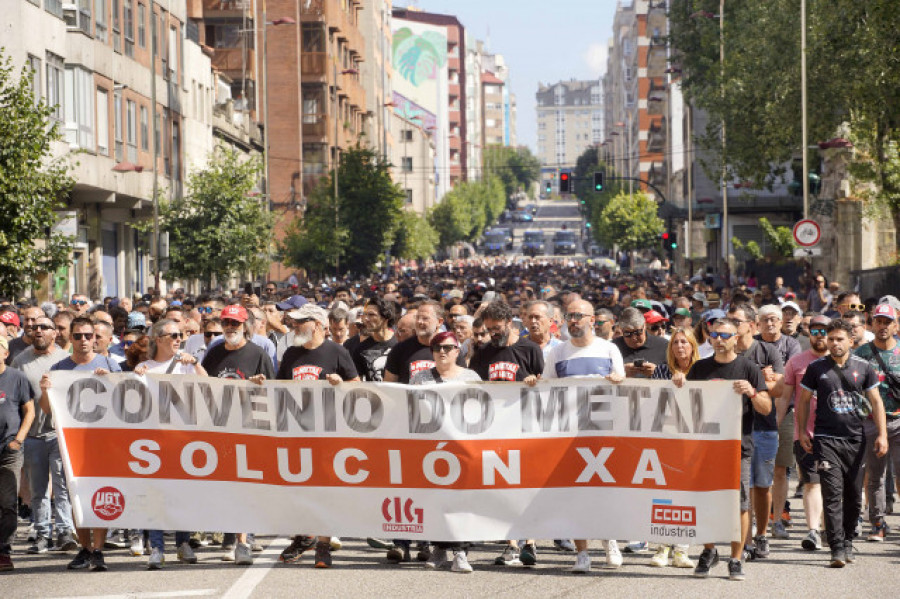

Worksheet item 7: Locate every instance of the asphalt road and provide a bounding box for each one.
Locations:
[5,512,900,598]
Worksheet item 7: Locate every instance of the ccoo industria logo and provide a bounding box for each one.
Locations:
[382,497,424,534]
[650,499,697,538]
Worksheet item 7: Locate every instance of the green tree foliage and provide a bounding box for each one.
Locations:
[0,51,75,297]
[427,176,506,248]
[573,145,625,230]
[281,145,405,276]
[483,145,541,198]
[595,191,665,251]
[392,210,438,261]
[160,147,273,287]
[759,217,796,258]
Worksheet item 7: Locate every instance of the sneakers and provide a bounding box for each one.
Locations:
[494,545,522,566]
[693,547,719,578]
[867,520,889,542]
[57,532,78,552]
[672,548,695,568]
[604,540,623,568]
[771,520,789,539]
[742,545,757,562]
[28,536,50,554]
[366,537,393,550]
[451,550,473,573]
[649,545,670,567]
[554,539,576,552]
[519,543,537,566]
[314,541,332,568]
[415,542,432,562]
[280,536,315,563]
[624,541,649,553]
[221,546,235,562]
[0,554,13,572]
[67,548,92,570]
[844,540,855,563]
[753,535,770,559]
[177,541,198,564]
[425,546,449,569]
[570,550,591,573]
[329,536,343,551]
[130,533,146,556]
[386,544,411,563]
[829,548,846,568]
[148,547,164,570]
[727,558,744,581]
[90,549,108,572]
[235,542,253,565]
[104,530,128,549]
[801,529,822,551]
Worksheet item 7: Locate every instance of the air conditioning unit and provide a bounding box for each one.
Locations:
[62,3,79,28]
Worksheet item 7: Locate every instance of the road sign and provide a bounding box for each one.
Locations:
[792,219,821,247]
[793,247,822,258]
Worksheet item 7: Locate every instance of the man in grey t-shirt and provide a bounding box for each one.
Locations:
[11,314,76,553]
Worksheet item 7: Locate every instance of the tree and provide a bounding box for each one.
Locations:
[160,147,273,288]
[0,52,75,298]
[595,191,664,252]
[483,145,541,198]
[392,210,438,261]
[427,176,506,249]
[280,145,405,276]
[573,145,625,229]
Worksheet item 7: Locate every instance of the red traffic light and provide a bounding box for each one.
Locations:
[560,173,569,181]
[661,232,670,240]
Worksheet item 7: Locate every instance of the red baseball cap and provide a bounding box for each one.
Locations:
[220,305,249,322]
[873,304,897,321]
[0,311,20,327]
[644,310,668,325]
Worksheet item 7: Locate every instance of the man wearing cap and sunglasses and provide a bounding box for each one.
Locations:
[612,308,668,379]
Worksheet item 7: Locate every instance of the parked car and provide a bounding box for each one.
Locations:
[481,231,508,255]
[512,210,533,223]
[522,231,546,257]
[524,203,537,215]
[553,230,578,255]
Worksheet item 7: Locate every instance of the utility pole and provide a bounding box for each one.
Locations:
[150,6,159,294]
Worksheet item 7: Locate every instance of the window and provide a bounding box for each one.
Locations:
[401,157,413,172]
[123,0,134,57]
[64,66,94,150]
[27,55,41,105]
[112,0,121,52]
[114,89,122,160]
[137,2,145,48]
[126,99,137,162]
[95,0,107,41]
[405,189,413,204]
[171,120,180,181]
[63,0,92,35]
[45,0,63,19]
[96,88,109,155]
[402,129,413,142]
[140,105,148,150]
[45,52,64,122]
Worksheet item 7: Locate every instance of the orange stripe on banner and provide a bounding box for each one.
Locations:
[62,428,740,491]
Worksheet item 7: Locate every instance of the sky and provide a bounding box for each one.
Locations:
[396,0,619,153]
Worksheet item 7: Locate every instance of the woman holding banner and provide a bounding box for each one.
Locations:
[649,328,700,568]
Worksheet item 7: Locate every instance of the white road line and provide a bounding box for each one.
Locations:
[220,537,289,599]
[51,590,218,599]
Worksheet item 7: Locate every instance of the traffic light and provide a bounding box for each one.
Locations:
[593,171,604,191]
[545,180,551,194]
[669,230,678,250]
[559,172,571,193]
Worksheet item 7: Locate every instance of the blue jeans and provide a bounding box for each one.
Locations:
[148,530,191,551]
[751,430,778,488]
[24,436,74,538]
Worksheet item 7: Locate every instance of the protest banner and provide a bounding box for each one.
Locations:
[48,372,742,543]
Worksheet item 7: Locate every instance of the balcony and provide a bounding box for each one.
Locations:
[302,0,365,61]
[302,52,327,79]
[302,113,329,141]
[647,120,666,153]
[212,47,255,78]
[202,0,250,17]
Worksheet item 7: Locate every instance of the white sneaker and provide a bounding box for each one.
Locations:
[130,534,145,556]
[604,539,623,568]
[650,545,669,567]
[329,536,342,551]
[425,546,449,569]
[451,550,473,573]
[177,541,198,564]
[235,542,254,565]
[221,547,235,561]
[671,549,695,568]
[148,547,164,570]
[570,550,591,573]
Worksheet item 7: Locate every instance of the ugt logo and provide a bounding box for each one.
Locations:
[382,497,424,534]
[92,486,125,521]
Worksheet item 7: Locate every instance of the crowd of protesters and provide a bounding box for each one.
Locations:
[0,258,898,580]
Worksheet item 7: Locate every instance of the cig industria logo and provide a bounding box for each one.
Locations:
[382,497,424,533]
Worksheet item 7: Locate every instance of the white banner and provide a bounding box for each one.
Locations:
[49,372,742,543]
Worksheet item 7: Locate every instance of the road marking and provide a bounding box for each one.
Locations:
[52,591,218,599]
[220,537,289,599]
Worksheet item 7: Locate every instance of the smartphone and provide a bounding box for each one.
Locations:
[633,359,646,368]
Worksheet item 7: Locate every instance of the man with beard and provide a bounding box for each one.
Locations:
[12,314,75,554]
[350,298,398,381]
[541,299,625,573]
[275,303,357,569]
[200,305,273,566]
[384,302,446,384]
[395,310,417,343]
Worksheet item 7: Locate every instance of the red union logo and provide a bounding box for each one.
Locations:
[92,486,125,521]
[381,497,424,534]
[651,504,696,526]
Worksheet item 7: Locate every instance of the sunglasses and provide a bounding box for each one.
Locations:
[840,303,866,311]
[197,306,215,314]
[204,331,223,338]
[221,319,243,328]
[622,329,645,338]
[433,344,459,354]
[32,324,55,331]
[594,320,610,326]
[72,332,95,341]
[809,328,827,337]
[70,299,87,306]
[649,324,666,332]
[124,340,135,348]
[161,332,183,340]
[708,331,736,340]
[565,312,591,321]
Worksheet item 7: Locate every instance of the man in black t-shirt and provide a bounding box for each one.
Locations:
[796,319,887,567]
[686,318,770,581]
[384,301,445,384]
[350,298,398,382]
[469,301,543,383]
[612,308,667,379]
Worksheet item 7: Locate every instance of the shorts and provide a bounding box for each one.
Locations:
[775,410,795,468]
[740,456,751,512]
[750,429,778,488]
[793,440,820,484]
